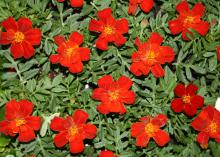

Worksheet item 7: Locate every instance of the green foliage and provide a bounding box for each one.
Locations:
[0,0,220,156]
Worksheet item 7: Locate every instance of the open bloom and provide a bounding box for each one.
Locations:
[128,0,154,15]
[130,32,175,78]
[131,114,170,147]
[217,46,220,61]
[50,32,90,73]
[50,109,97,154]
[0,99,41,142]
[57,0,83,7]
[99,150,118,157]
[191,105,220,149]
[0,17,41,59]
[89,8,129,50]
[171,83,204,116]
[92,75,135,114]
[168,1,209,40]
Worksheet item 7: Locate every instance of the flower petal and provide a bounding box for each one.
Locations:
[54,35,66,45]
[97,104,110,115]
[148,32,163,45]
[197,131,209,149]
[186,84,198,95]
[83,124,97,139]
[89,20,104,32]
[98,8,112,21]
[19,99,33,117]
[128,3,138,15]
[69,32,83,45]
[158,46,175,64]
[192,3,205,17]
[1,17,17,31]
[92,88,105,100]
[0,31,14,45]
[97,75,113,89]
[190,95,204,109]
[117,75,132,90]
[192,21,210,36]
[184,104,197,116]
[17,18,33,32]
[153,130,170,146]
[70,140,85,154]
[136,133,150,147]
[24,29,41,45]
[69,61,83,73]
[151,64,165,78]
[176,0,189,13]
[22,41,35,59]
[96,38,108,50]
[191,116,208,131]
[79,47,90,61]
[115,19,129,34]
[131,122,145,137]
[50,117,66,131]
[151,114,167,127]
[171,98,184,113]
[73,109,88,124]
[130,62,150,76]
[174,83,186,97]
[70,0,84,7]
[18,125,35,142]
[5,100,20,120]
[114,34,126,47]
[168,19,183,35]
[25,116,41,131]
[54,131,69,148]
[121,91,135,104]
[140,0,154,13]
[50,54,60,64]
[10,43,24,59]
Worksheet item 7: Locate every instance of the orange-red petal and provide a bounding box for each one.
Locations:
[79,47,90,61]
[73,109,88,124]
[50,117,66,131]
[69,32,83,45]
[18,125,35,142]
[69,140,85,153]
[176,0,189,13]
[83,124,97,139]
[25,116,41,131]
[70,0,83,7]
[151,64,165,78]
[24,29,42,45]
[140,0,154,13]
[131,122,145,137]
[1,16,17,31]
[97,75,113,89]
[54,131,69,148]
[69,61,83,73]
[17,17,33,32]
[171,98,184,113]
[151,114,167,127]
[153,130,170,146]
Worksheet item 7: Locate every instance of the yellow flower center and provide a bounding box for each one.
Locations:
[15,119,26,127]
[65,45,78,57]
[145,123,157,137]
[103,25,114,35]
[184,16,195,26]
[146,50,156,60]
[14,32,25,43]
[209,122,218,134]
[69,126,78,137]
[109,91,119,101]
[183,95,191,104]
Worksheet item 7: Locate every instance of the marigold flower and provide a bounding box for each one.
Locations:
[0,99,41,142]
[130,32,175,78]
[50,32,90,73]
[89,8,129,50]
[50,109,97,154]
[92,75,135,114]
[128,0,154,15]
[168,1,209,40]
[217,46,220,61]
[131,114,170,147]
[191,105,220,149]
[57,0,84,7]
[99,150,118,157]
[171,83,204,116]
[0,17,41,59]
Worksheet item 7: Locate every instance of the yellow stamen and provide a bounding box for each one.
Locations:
[15,119,26,127]
[109,91,119,100]
[209,122,218,134]
[69,126,78,137]
[103,25,114,35]
[184,16,195,26]
[183,95,191,104]
[65,45,78,56]
[145,123,157,137]
[14,32,25,43]
[146,51,156,60]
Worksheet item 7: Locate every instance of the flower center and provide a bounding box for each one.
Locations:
[145,123,156,137]
[15,119,26,127]
[183,95,191,104]
[103,25,114,35]
[146,50,156,60]
[14,32,25,43]
[109,91,119,101]
[69,126,78,137]
[209,122,218,134]
[65,45,78,57]
[183,16,195,26]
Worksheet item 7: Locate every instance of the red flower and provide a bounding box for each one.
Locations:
[57,0,84,7]
[217,46,220,61]
[50,109,97,154]
[0,17,41,59]
[128,0,154,15]
[89,8,129,50]
[191,105,220,149]
[0,99,41,142]
[131,114,170,147]
[92,75,135,114]
[171,83,204,116]
[50,32,90,73]
[168,1,209,40]
[130,32,175,78]
[99,150,118,157]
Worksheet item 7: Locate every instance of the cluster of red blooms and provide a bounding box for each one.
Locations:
[0,0,220,156]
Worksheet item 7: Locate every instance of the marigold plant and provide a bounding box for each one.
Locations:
[0,0,219,156]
